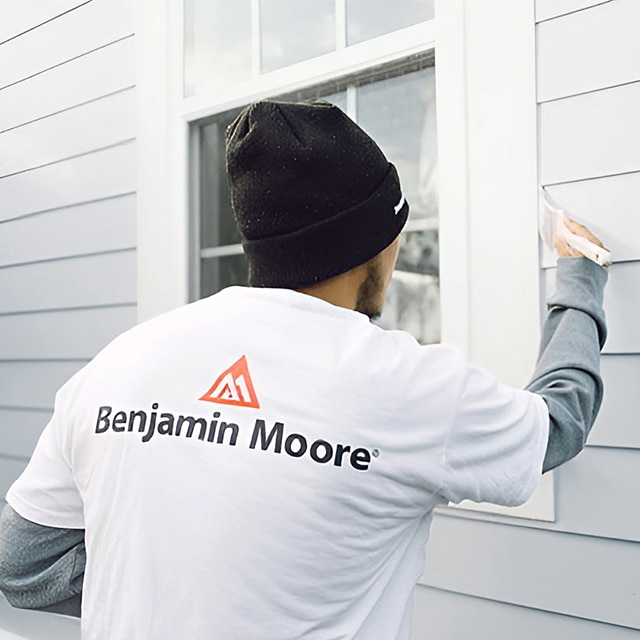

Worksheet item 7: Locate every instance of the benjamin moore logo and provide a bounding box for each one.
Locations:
[93,356,378,471]
[199,355,260,409]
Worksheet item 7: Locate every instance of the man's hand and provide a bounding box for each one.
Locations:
[555,217,609,258]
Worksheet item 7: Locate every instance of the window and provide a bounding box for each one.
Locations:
[195,57,439,343]
[184,0,438,342]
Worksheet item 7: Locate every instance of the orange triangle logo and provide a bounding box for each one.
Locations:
[199,355,260,408]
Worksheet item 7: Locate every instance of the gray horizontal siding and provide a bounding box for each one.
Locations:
[544,264,640,355]
[0,194,136,267]
[0,0,87,44]
[0,88,135,176]
[0,0,132,89]
[0,37,134,133]
[0,457,29,506]
[0,306,136,360]
[591,355,640,448]
[535,0,612,23]
[0,141,136,222]
[420,514,640,629]
[537,0,640,101]
[0,409,50,459]
[0,251,136,313]
[540,173,640,268]
[428,5,640,636]
[0,0,132,635]
[551,446,640,541]
[598,264,640,354]
[437,446,640,543]
[411,585,640,640]
[0,362,88,410]
[539,81,640,185]
[0,592,80,640]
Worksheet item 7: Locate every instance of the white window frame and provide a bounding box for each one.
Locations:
[135,0,553,522]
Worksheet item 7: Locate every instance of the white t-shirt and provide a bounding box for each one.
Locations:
[7,287,548,640]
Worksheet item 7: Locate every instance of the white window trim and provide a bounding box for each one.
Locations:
[435,0,553,522]
[135,0,553,522]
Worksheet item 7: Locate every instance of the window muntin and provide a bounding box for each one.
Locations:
[196,56,439,344]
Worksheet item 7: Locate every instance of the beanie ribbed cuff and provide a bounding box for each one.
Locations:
[243,164,409,288]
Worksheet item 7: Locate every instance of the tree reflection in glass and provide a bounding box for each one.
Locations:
[358,67,440,344]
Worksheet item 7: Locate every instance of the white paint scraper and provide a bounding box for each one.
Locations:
[538,187,612,267]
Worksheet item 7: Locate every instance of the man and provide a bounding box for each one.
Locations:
[0,100,608,639]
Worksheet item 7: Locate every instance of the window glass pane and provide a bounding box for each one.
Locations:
[184,0,252,97]
[346,0,434,45]
[260,0,335,73]
[379,269,440,344]
[356,67,439,343]
[200,112,243,249]
[201,254,249,298]
[357,67,437,221]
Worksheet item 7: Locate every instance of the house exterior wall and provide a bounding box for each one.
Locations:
[2,1,638,639]
[411,1,640,637]
[0,0,135,636]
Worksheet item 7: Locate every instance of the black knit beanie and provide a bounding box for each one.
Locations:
[225,99,409,288]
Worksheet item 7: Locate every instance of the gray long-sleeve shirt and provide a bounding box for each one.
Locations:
[0,257,608,618]
[528,257,608,471]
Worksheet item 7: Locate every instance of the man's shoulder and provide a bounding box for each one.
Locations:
[351,325,468,390]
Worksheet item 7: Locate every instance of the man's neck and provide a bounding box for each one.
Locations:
[297,268,364,312]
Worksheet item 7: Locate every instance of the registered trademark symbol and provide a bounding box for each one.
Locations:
[372,449,380,458]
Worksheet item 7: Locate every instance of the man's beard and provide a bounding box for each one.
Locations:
[355,260,385,320]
